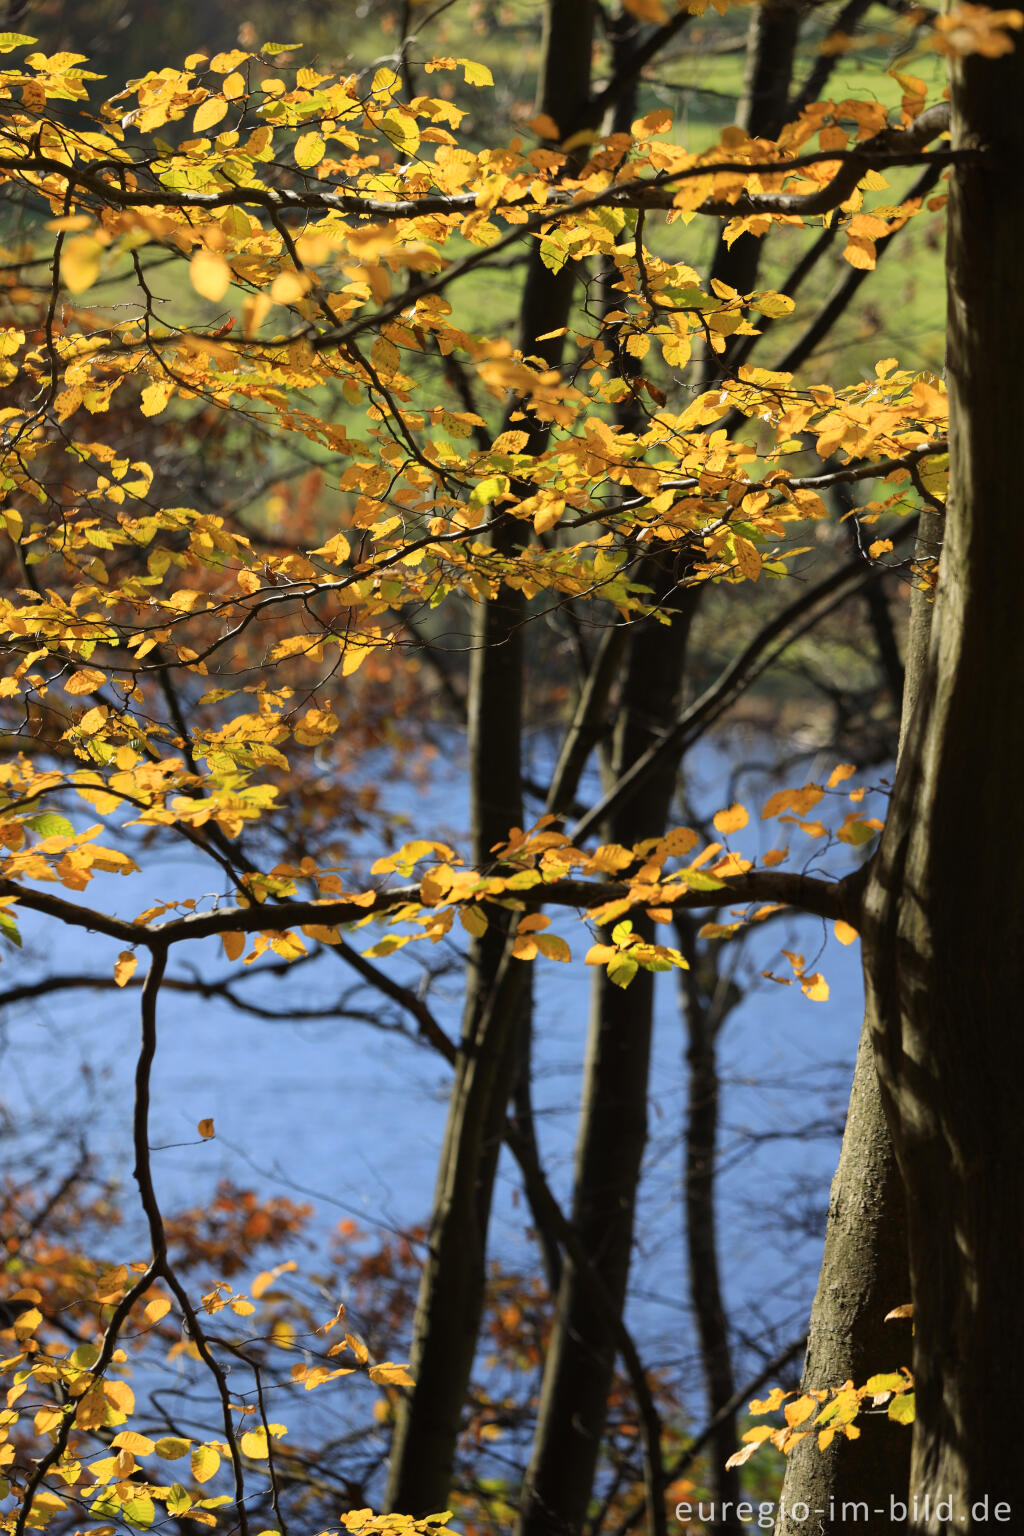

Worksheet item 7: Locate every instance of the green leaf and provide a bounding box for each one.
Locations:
[888,1392,915,1425]
[165,1485,192,1516]
[607,956,638,989]
[0,911,21,949]
[679,870,726,891]
[469,474,510,510]
[25,812,74,838]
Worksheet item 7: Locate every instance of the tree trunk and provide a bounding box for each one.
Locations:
[518,569,696,1536]
[676,917,744,1536]
[384,1,596,1513]
[383,517,527,1516]
[773,1030,911,1534]
[860,38,1024,1532]
[774,505,941,1534]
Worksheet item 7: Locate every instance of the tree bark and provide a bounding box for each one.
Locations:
[860,37,1024,1531]
[774,504,941,1535]
[676,917,744,1536]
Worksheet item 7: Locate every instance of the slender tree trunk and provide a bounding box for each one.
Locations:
[384,2,597,1512]
[383,522,527,1516]
[676,917,743,1536]
[699,0,806,388]
[518,564,697,1536]
[774,506,941,1535]
[860,39,1024,1531]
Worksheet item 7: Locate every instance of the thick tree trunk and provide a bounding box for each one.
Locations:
[774,507,942,1535]
[773,1029,911,1534]
[860,40,1024,1532]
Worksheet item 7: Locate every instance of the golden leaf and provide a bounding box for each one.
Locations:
[113,951,138,988]
[713,802,749,835]
[190,249,231,302]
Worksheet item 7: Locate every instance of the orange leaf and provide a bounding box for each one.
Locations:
[114,952,138,987]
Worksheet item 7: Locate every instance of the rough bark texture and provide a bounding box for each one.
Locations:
[774,1028,911,1534]
[860,39,1024,1532]
[774,508,942,1535]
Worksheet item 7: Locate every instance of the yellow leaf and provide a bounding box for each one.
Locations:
[222,70,245,100]
[104,1379,135,1417]
[834,920,859,946]
[197,1118,215,1140]
[193,96,228,134]
[190,1445,220,1483]
[459,906,488,937]
[533,497,565,534]
[144,1297,171,1324]
[294,130,325,169]
[827,763,855,788]
[111,1432,154,1456]
[526,112,561,140]
[210,48,251,71]
[713,802,749,835]
[733,534,762,581]
[154,1437,191,1460]
[240,1429,269,1459]
[801,973,830,1002]
[785,1395,817,1427]
[585,944,618,966]
[113,951,137,988]
[140,379,175,417]
[461,59,493,86]
[62,235,102,294]
[270,269,308,304]
[369,1362,415,1387]
[190,249,231,302]
[251,1261,296,1299]
[888,1392,915,1424]
[65,667,106,694]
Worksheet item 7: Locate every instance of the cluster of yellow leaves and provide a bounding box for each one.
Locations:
[728,1361,915,1470]
[0,1270,429,1535]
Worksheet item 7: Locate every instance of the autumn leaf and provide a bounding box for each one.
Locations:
[190,1445,220,1483]
[713,802,749,835]
[221,930,245,962]
[62,236,102,294]
[197,1119,215,1140]
[114,952,138,987]
[369,1362,415,1387]
[190,249,231,302]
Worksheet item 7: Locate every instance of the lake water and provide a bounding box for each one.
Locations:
[0,731,870,1451]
